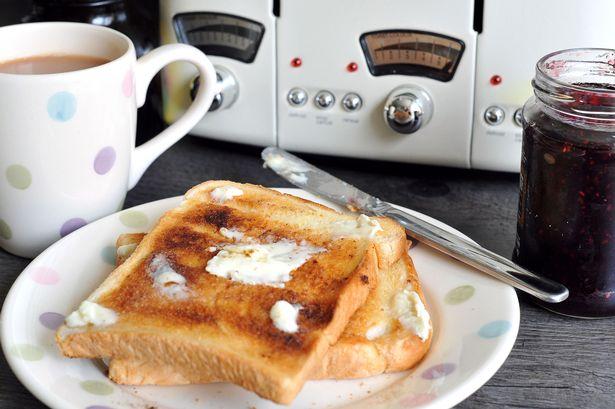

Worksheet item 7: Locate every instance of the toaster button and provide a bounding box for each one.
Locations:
[287,88,308,107]
[342,93,362,112]
[314,90,335,109]
[484,106,505,125]
[514,108,524,127]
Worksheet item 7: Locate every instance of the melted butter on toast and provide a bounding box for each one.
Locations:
[332,214,383,238]
[149,254,190,299]
[210,186,243,203]
[206,239,325,287]
[65,301,117,328]
[394,284,431,341]
[270,300,301,333]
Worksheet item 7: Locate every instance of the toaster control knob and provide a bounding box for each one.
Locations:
[342,93,362,112]
[484,106,505,126]
[314,90,335,109]
[384,86,433,134]
[190,66,238,112]
[287,88,308,107]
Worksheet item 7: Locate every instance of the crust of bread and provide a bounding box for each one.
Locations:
[56,181,384,404]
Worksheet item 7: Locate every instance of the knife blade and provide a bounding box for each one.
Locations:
[261,146,569,303]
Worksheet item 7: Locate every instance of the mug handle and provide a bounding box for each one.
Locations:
[128,44,218,189]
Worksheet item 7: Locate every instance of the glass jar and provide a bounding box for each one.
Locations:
[513,48,615,318]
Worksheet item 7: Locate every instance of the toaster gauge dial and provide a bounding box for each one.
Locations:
[173,13,265,63]
[360,30,464,82]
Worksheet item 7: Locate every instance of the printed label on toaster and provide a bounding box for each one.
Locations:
[289,112,307,119]
[315,116,333,126]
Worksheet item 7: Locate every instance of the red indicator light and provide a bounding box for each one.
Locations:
[490,75,502,86]
[291,57,302,67]
[347,62,358,72]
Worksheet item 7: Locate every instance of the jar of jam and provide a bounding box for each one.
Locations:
[513,48,615,318]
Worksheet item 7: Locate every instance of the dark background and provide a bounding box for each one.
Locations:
[0,1,614,408]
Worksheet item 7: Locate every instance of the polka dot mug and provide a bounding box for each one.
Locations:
[0,22,218,258]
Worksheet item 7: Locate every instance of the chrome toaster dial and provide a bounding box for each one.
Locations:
[383,86,433,134]
[190,66,238,112]
[314,90,335,109]
[484,106,505,126]
[287,88,308,107]
[514,107,524,127]
[342,93,362,112]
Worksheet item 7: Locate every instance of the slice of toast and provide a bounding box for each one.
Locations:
[56,181,406,404]
[111,236,431,382]
[314,252,432,379]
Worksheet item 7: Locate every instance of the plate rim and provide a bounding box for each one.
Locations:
[1,189,520,409]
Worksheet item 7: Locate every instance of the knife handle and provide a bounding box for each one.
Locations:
[383,207,569,303]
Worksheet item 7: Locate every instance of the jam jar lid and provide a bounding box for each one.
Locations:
[532,48,615,131]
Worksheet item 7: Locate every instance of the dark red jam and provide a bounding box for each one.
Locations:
[514,81,615,317]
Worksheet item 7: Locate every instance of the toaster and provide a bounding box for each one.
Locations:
[159,0,615,171]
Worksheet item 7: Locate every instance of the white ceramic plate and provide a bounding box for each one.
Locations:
[1,189,519,409]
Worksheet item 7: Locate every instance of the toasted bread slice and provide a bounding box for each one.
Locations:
[56,181,406,404]
[111,236,432,382]
[314,253,432,379]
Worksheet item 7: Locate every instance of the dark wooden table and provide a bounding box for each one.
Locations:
[1,136,614,409]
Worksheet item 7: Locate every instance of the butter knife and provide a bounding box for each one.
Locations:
[261,147,568,303]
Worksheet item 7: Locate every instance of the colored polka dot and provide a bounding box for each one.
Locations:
[445,285,475,305]
[478,320,512,339]
[122,70,134,97]
[60,218,87,237]
[93,146,116,175]
[80,380,114,396]
[47,91,77,122]
[10,344,44,361]
[30,266,60,285]
[39,312,65,330]
[421,363,456,380]
[399,393,436,407]
[119,210,148,228]
[6,164,32,189]
[101,245,116,265]
[0,219,11,240]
